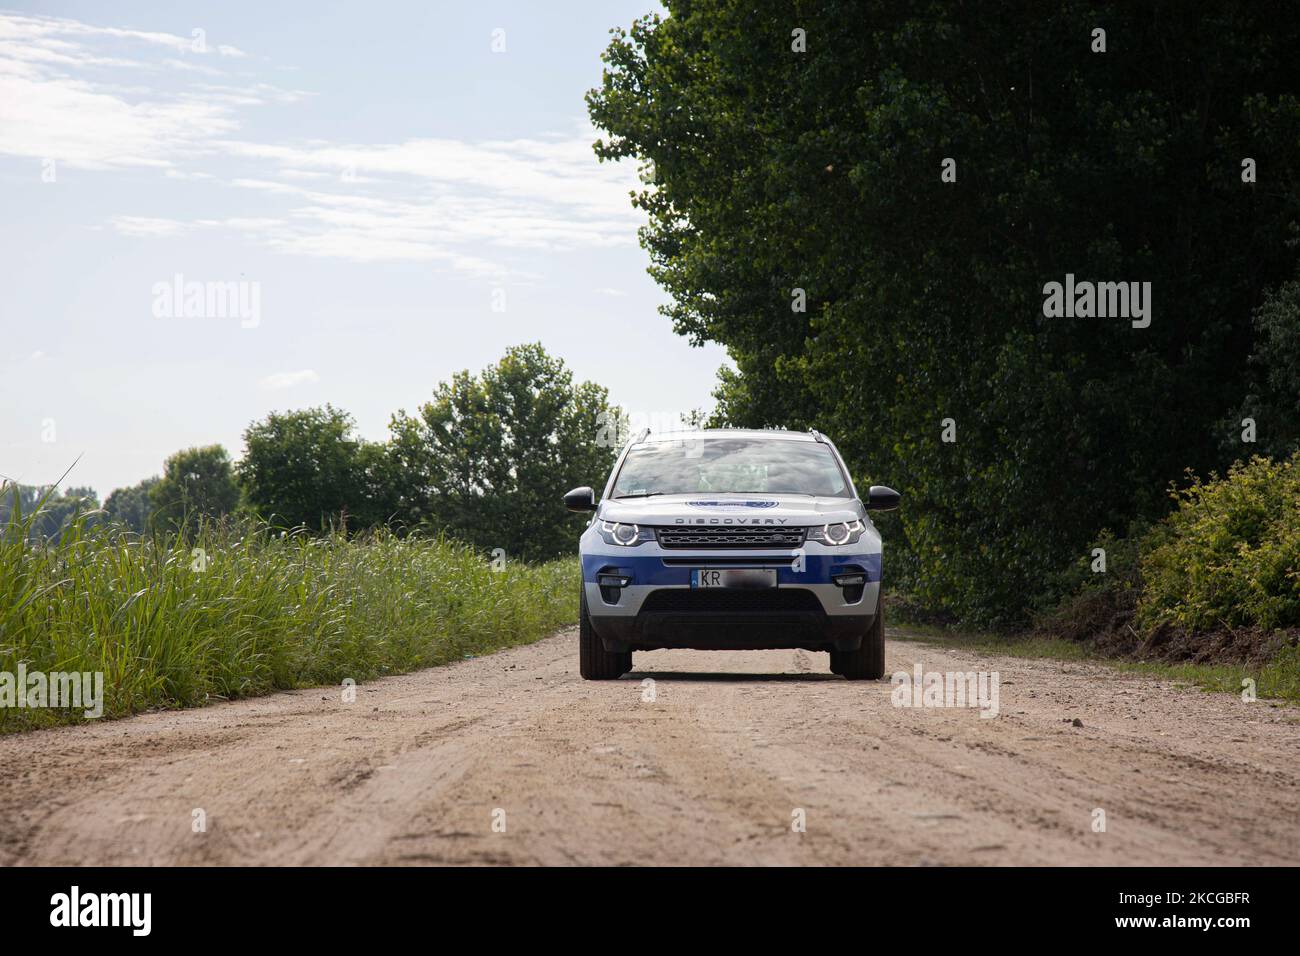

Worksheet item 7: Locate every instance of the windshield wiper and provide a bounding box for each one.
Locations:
[614,492,668,499]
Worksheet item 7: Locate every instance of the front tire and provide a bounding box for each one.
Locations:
[831,596,885,681]
[579,586,631,680]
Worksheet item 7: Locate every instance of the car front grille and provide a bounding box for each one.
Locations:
[639,588,823,614]
[655,526,806,549]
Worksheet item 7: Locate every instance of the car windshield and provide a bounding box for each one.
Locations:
[612,437,852,498]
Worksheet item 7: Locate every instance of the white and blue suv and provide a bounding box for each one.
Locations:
[563,428,899,680]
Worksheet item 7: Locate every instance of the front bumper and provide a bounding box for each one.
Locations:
[580,544,881,653]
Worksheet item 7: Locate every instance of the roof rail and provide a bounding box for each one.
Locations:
[809,429,825,443]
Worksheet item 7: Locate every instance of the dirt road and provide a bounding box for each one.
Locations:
[2,626,1297,866]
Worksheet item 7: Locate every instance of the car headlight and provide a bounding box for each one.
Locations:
[806,519,865,546]
[598,521,654,547]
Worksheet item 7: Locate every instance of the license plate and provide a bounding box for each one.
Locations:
[691,568,777,589]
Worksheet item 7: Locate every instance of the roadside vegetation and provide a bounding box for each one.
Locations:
[588,1,1300,628]
[589,1,1300,690]
[0,344,635,733]
[892,624,1300,703]
[893,454,1300,701]
[0,490,578,733]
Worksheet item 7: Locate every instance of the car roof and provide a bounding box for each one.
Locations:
[636,428,818,444]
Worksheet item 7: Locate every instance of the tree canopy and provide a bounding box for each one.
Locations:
[239,405,394,531]
[588,0,1300,622]
[150,445,240,535]
[103,477,158,533]
[389,343,619,562]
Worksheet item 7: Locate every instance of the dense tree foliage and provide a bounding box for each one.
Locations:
[1237,250,1300,459]
[588,0,1300,622]
[0,485,100,541]
[150,445,240,534]
[239,405,395,531]
[103,477,158,533]
[389,343,619,563]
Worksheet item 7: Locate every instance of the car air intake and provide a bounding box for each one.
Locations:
[639,589,823,614]
[655,526,806,548]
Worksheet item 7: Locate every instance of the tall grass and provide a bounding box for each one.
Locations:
[1,484,578,733]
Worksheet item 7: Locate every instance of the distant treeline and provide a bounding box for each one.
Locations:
[4,344,619,564]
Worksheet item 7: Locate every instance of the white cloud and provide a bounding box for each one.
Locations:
[260,369,319,390]
[110,214,284,237]
[0,71,240,169]
[110,216,190,237]
[218,131,638,219]
[0,14,247,58]
[160,57,225,77]
[0,12,644,274]
[221,170,633,271]
[0,13,300,169]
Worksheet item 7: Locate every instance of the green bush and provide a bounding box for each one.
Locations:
[1137,454,1300,632]
[1,485,578,733]
[1036,453,1300,659]
[1031,525,1150,643]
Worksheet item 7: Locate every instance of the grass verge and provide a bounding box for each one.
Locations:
[890,622,1300,703]
[1,499,579,733]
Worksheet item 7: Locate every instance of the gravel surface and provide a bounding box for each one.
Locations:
[2,626,1296,865]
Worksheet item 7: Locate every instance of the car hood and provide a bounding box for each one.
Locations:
[597,493,862,527]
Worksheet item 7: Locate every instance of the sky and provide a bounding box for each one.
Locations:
[0,1,729,497]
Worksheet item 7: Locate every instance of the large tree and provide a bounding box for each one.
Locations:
[588,1,1300,622]
[103,477,159,533]
[238,405,393,531]
[389,343,619,562]
[150,445,240,534]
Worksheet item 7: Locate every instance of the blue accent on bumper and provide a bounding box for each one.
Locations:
[580,551,881,586]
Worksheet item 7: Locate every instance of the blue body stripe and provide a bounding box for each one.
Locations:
[581,551,881,586]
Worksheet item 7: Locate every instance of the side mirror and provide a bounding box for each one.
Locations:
[563,486,597,513]
[866,485,900,511]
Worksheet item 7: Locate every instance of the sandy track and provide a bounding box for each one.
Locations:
[1,626,1297,866]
